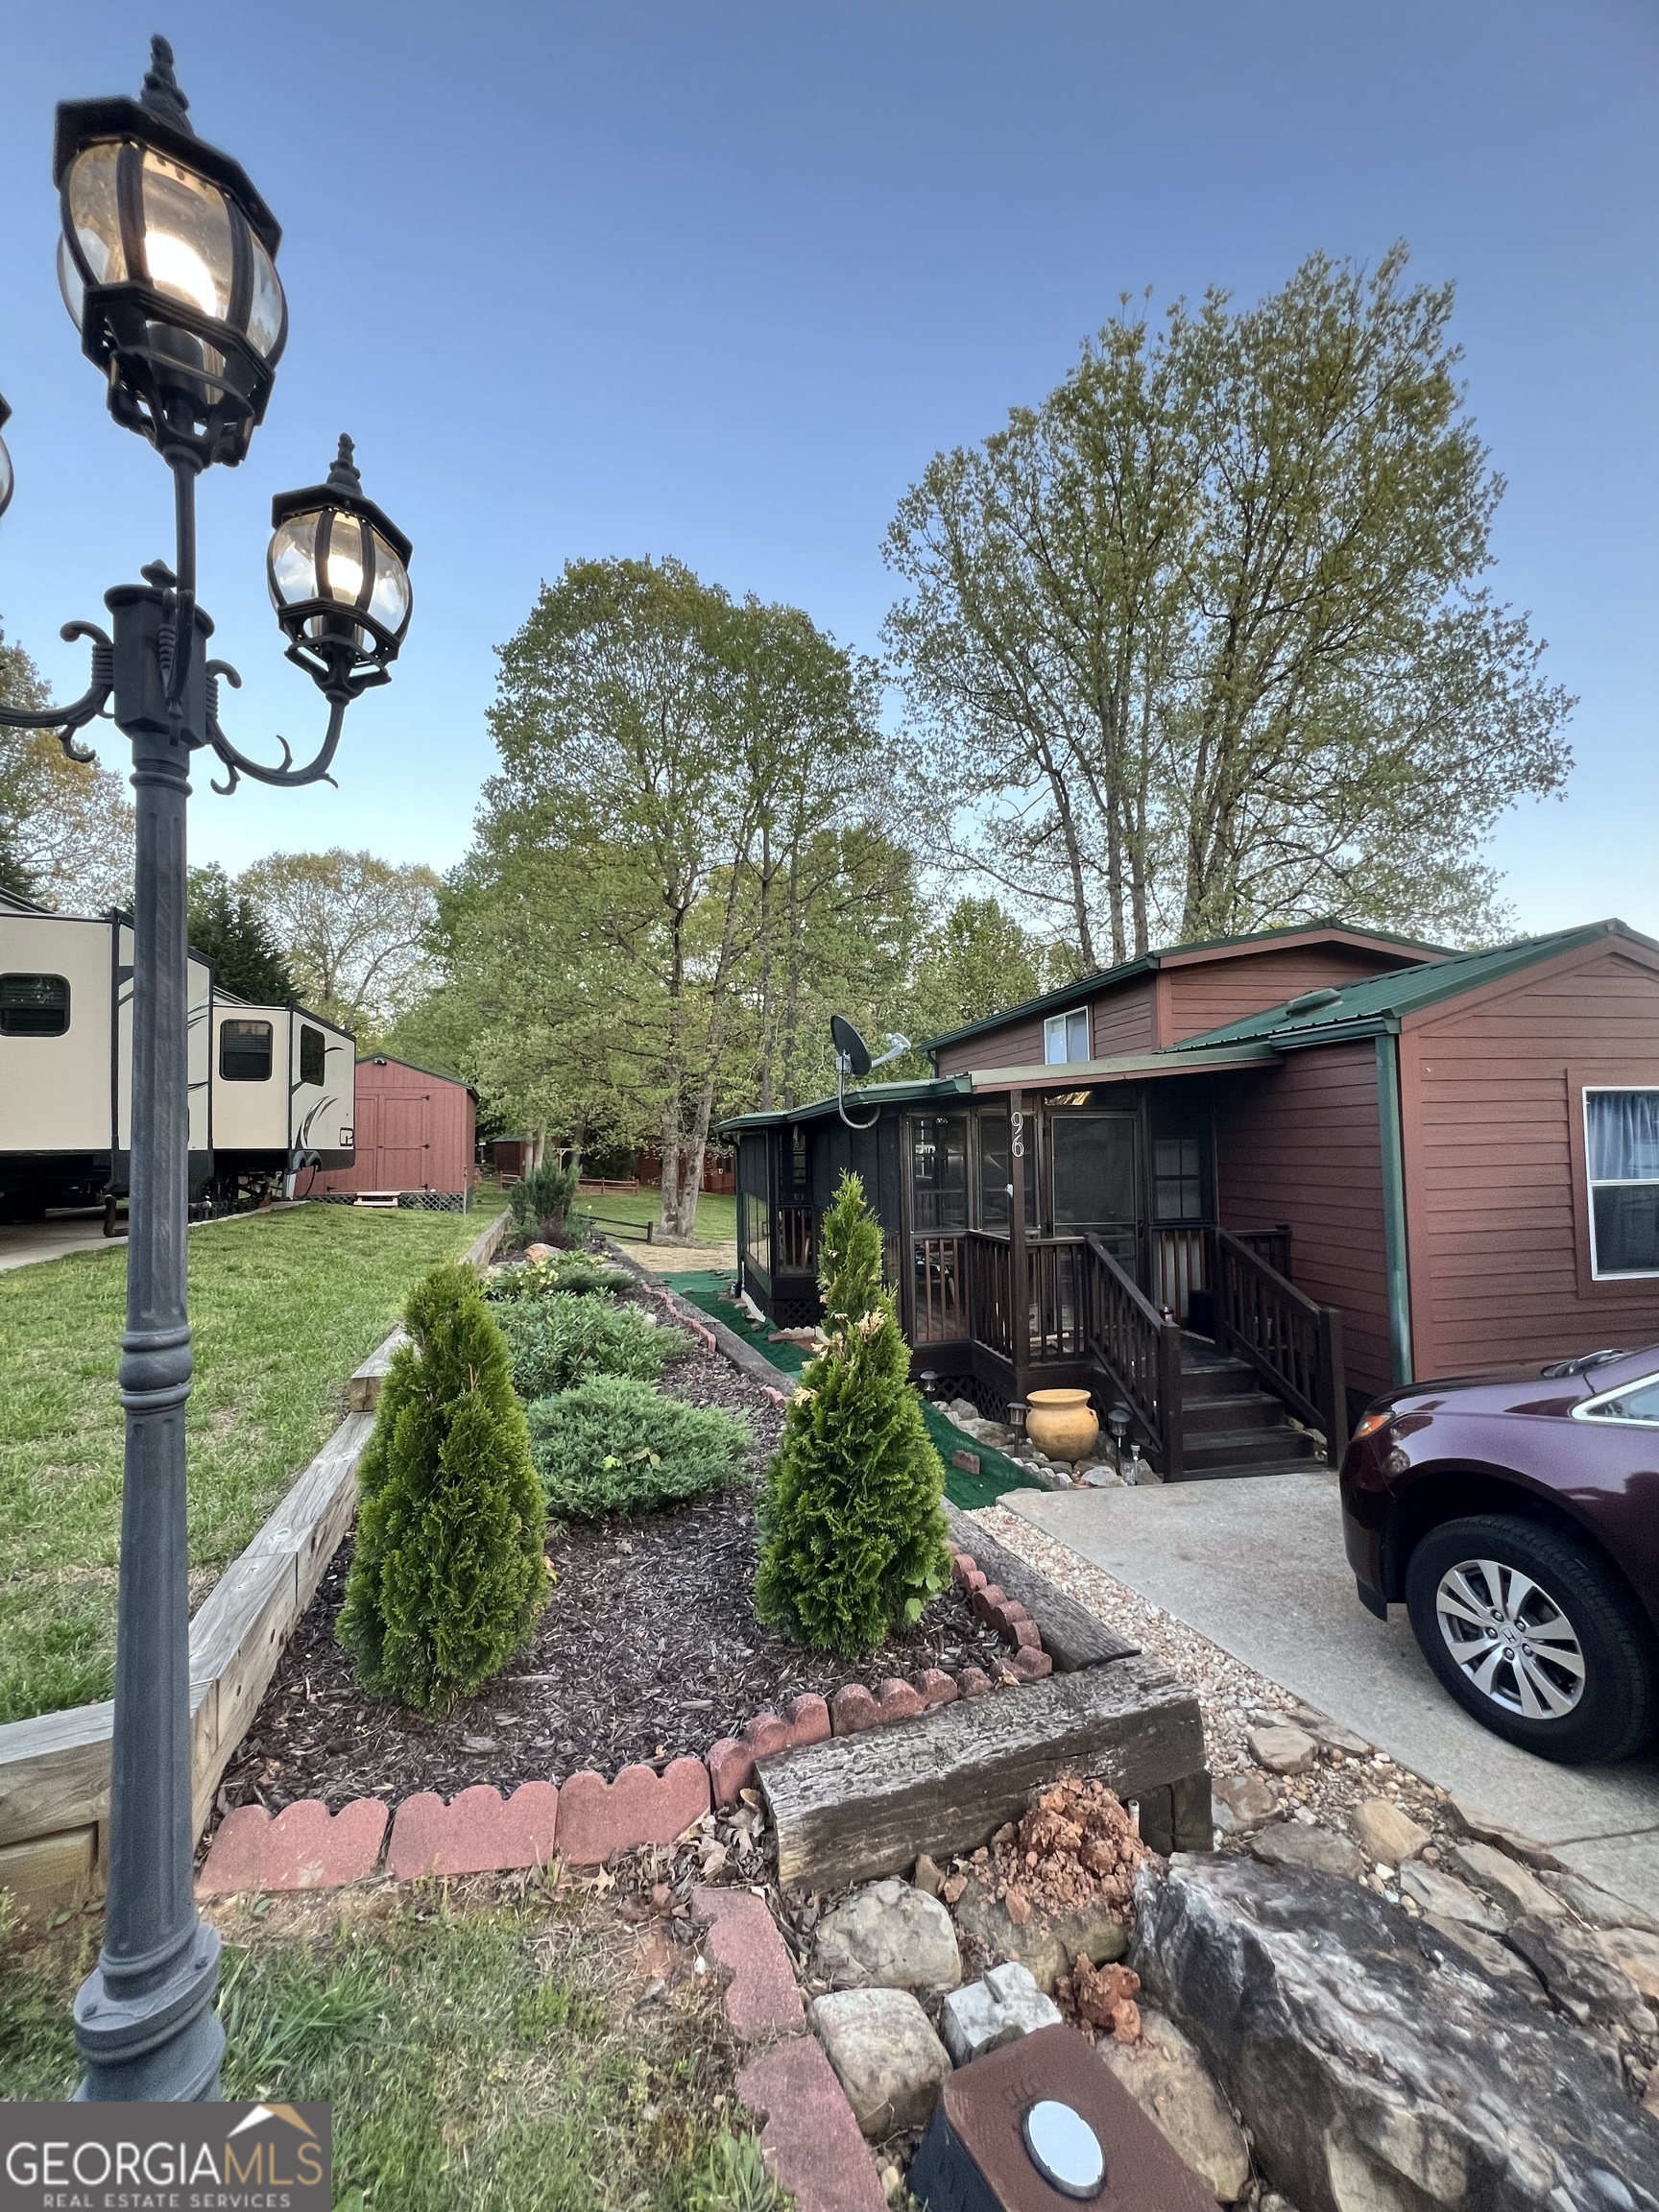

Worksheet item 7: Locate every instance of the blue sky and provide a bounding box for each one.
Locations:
[2,1,1654,937]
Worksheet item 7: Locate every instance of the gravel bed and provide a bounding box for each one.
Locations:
[970,1504,1454,1856]
[221,1319,1003,1815]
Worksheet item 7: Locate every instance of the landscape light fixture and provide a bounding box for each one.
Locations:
[0,36,412,2103]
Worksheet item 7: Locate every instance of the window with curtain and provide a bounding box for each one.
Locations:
[1585,1089,1659,1277]
[1044,1007,1091,1065]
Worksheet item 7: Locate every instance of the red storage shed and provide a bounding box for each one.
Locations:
[314,1056,477,1199]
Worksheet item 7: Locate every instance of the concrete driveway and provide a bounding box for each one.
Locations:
[0,1211,115,1271]
[1003,1471,1659,1918]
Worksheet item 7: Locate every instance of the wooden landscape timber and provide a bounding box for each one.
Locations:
[760,1657,1209,1890]
[942,1503,1138,1671]
[0,1209,508,1916]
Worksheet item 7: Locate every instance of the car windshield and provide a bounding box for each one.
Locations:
[1581,1376,1659,1423]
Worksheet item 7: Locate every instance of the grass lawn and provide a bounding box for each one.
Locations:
[571,1190,737,1249]
[0,1203,491,1725]
[0,1882,779,2212]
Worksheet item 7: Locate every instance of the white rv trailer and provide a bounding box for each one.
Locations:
[207,996,355,1202]
[0,888,212,1218]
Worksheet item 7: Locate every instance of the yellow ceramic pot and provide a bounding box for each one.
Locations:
[1024,1387,1099,1464]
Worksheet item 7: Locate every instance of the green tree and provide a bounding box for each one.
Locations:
[186,863,295,1002]
[338,1262,548,1717]
[906,898,1066,1047]
[884,248,1574,955]
[0,625,134,913]
[756,1174,950,1655]
[238,847,442,1036]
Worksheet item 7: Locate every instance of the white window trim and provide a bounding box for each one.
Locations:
[1584,1085,1659,1281]
[1044,1006,1090,1066]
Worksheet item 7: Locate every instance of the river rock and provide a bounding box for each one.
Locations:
[1099,2005,1251,2202]
[1503,1915,1658,2040]
[1598,1926,1659,2006]
[1449,1839,1565,1922]
[810,1987,951,2136]
[1213,1771,1278,1831]
[1247,1723,1317,1775]
[1400,1860,1507,1933]
[1250,1823,1363,1882]
[940,1961,1062,2064]
[816,1878,961,1993]
[951,1883,1127,1994]
[1133,1855,1659,2211]
[1351,1797,1429,1865]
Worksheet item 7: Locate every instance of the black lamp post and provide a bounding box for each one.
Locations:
[0,38,411,2101]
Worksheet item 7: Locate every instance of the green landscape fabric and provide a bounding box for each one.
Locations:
[658,1270,1042,1510]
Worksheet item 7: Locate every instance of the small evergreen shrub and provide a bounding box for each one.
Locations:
[486,1251,634,1304]
[755,1172,950,1655]
[526,1376,749,1520]
[508,1157,580,1243]
[496,1291,683,1399]
[338,1262,549,1716]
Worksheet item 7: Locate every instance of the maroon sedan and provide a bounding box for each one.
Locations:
[1341,1348,1659,1764]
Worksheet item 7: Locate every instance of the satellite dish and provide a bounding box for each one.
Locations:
[830,1014,872,1080]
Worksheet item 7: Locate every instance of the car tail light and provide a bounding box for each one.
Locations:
[1351,1410,1393,1442]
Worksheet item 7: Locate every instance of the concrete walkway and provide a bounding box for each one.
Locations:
[1003,1471,1659,1918]
[0,1212,113,1271]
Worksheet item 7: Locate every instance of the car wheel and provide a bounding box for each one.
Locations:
[1405,1514,1656,1764]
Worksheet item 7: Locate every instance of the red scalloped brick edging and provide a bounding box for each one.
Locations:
[557,1756,711,1864]
[692,1886,805,2040]
[387,1781,559,1881]
[708,1694,831,1808]
[198,1797,388,1898]
[737,2036,887,2212]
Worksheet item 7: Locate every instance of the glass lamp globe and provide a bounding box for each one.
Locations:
[268,438,413,686]
[54,37,285,469]
[0,397,12,520]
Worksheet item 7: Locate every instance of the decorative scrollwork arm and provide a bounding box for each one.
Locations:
[202,658,347,795]
[0,621,113,761]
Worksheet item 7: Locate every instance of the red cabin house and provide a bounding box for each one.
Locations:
[314,1055,477,1201]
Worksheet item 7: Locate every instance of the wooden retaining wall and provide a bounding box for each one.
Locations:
[0,1209,509,1917]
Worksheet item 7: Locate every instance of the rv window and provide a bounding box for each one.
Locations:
[299,1024,325,1086]
[1043,1007,1091,1065]
[221,1019,274,1082]
[1585,1088,1659,1278]
[0,974,69,1037]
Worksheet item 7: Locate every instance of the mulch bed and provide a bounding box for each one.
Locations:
[223,1316,1006,1815]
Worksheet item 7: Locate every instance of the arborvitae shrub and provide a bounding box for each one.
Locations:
[495,1291,682,1399]
[526,1375,749,1519]
[755,1172,950,1655]
[338,1262,549,1716]
[508,1158,580,1243]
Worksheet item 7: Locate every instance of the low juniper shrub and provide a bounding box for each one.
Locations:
[495,1291,683,1400]
[486,1251,635,1304]
[526,1375,749,1520]
[337,1262,549,1716]
[507,1158,580,1245]
[755,1171,950,1655]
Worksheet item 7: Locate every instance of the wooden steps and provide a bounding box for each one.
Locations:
[1171,1339,1323,1482]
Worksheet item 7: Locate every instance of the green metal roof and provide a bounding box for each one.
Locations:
[716,1074,972,1134]
[1170,920,1656,1050]
[918,919,1448,1055]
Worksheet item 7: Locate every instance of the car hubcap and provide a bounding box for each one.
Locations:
[1434,1558,1586,1722]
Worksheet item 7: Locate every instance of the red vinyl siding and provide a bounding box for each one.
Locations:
[1165,943,1419,1044]
[1401,943,1659,1375]
[315,1057,476,1195]
[935,1016,1045,1076]
[935,978,1159,1075]
[1093,980,1157,1058]
[1214,1041,1393,1398]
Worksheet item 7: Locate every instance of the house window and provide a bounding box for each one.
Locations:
[220,1019,274,1082]
[0,974,69,1037]
[1155,1137,1204,1221]
[299,1023,325,1086]
[1044,1007,1091,1065]
[1585,1089,1659,1278]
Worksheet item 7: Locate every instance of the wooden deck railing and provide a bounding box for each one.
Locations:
[1209,1227,1345,1454]
[1081,1234,1186,1479]
[965,1232,1014,1359]
[910,1234,966,1342]
[777,1204,814,1274]
[1029,1237,1088,1359]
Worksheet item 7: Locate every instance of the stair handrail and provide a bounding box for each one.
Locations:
[1082,1234,1185,1479]
[1210,1226,1347,1457]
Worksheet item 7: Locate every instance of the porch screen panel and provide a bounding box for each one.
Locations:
[1051,1114,1137,1231]
[911,1117,968,1230]
[1586,1089,1659,1277]
[977,1110,1011,1231]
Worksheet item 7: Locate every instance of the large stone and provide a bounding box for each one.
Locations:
[1503,1915,1658,2040]
[1213,1771,1278,1831]
[810,1987,951,2137]
[1250,1824,1363,1882]
[1448,1839,1565,1923]
[1100,2006,1252,2204]
[1350,1797,1429,1866]
[1247,1724,1317,1776]
[1421,1914,1547,1996]
[952,1883,1127,1994]
[1399,1861,1507,1934]
[1542,1870,1659,1936]
[1598,1925,1659,2006]
[1134,1855,1659,2212]
[1448,1797,1562,1870]
[939,1961,1062,2065]
[816,1878,961,1994]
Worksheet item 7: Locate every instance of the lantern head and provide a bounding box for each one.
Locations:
[55,37,286,469]
[268,436,413,689]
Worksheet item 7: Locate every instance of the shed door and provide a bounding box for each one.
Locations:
[378,1090,429,1190]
